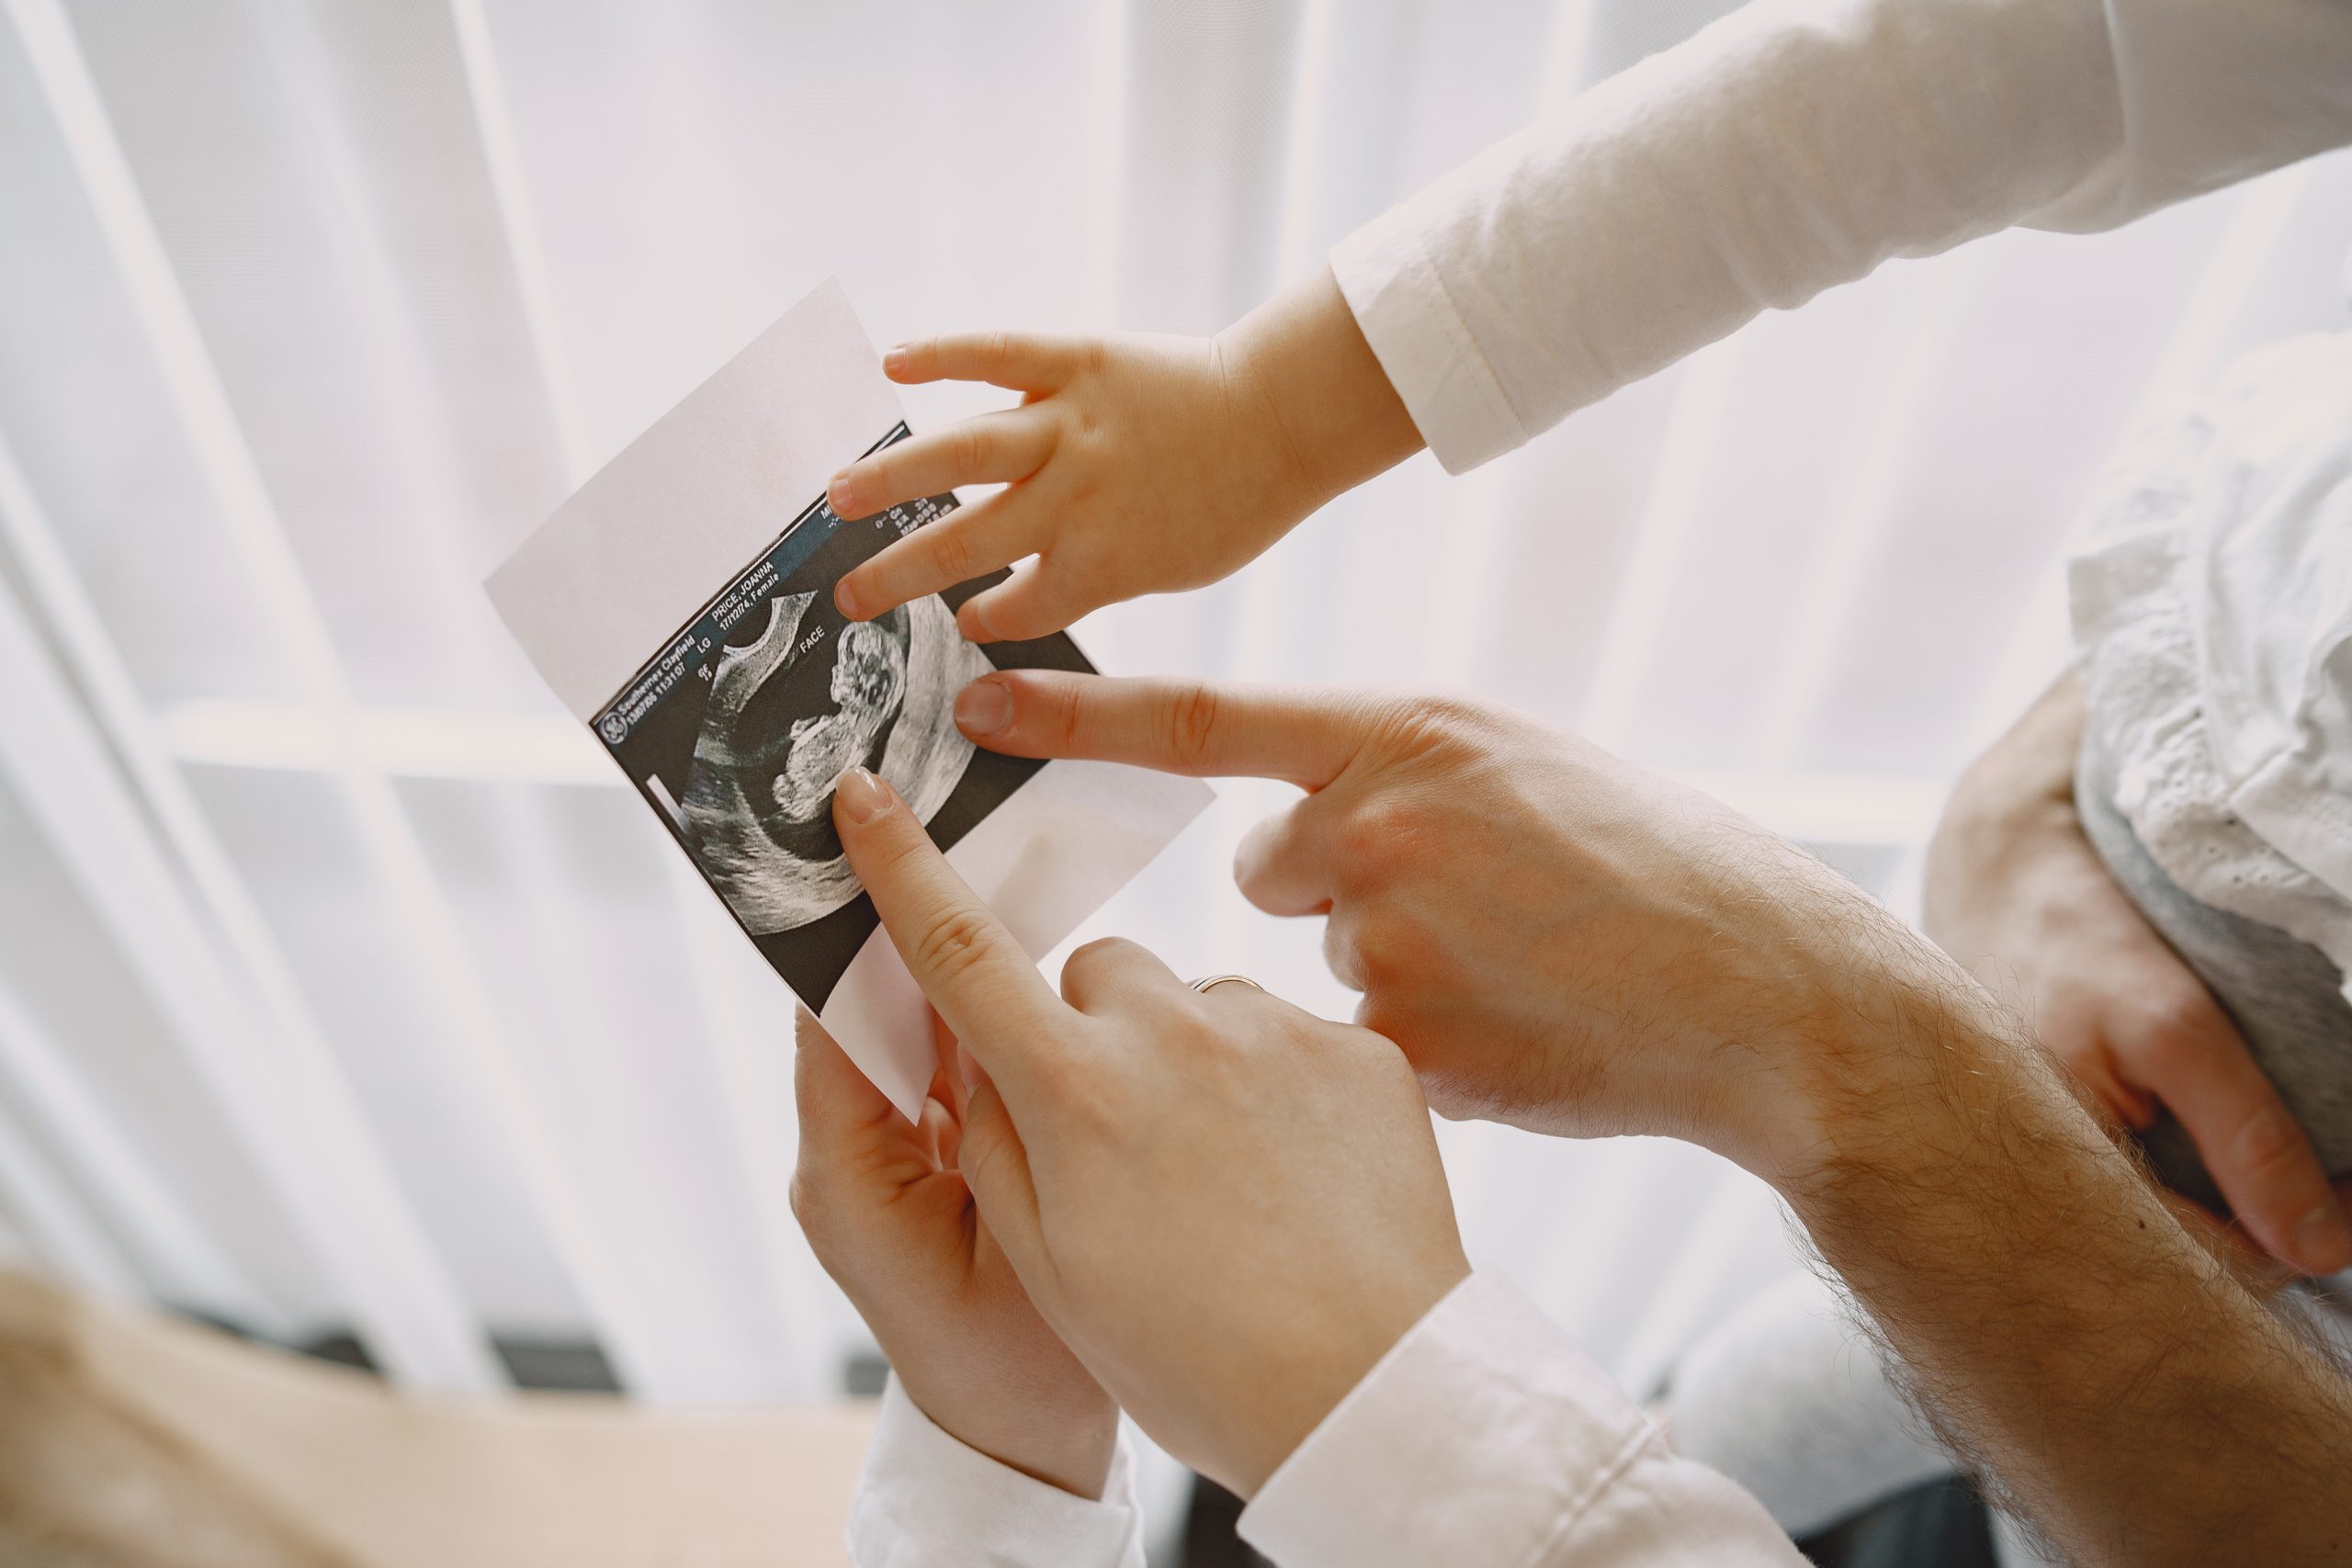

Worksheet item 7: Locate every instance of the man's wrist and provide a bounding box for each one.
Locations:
[1765,928,2054,1207]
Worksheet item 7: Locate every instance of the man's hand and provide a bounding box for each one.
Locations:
[825,269,1421,641]
[790,1010,1115,1498]
[1924,671,2352,1277]
[827,766,1469,1497]
[950,669,1923,1190]
[953,670,2352,1566]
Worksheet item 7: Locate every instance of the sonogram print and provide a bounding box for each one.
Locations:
[591,423,1084,1009]
[681,586,990,931]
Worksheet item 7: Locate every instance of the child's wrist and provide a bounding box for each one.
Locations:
[1216,267,1423,515]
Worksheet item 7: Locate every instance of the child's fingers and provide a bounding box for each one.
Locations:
[883,332,1091,391]
[835,489,1046,620]
[955,558,1102,644]
[828,408,1057,523]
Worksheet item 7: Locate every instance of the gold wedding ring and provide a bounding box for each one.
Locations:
[1188,974,1264,995]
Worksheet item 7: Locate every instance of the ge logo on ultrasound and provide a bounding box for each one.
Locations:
[597,713,628,746]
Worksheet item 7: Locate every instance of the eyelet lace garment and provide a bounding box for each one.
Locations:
[2069,328,2352,1012]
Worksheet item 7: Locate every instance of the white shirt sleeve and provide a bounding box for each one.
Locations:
[1238,1272,1807,1567]
[844,1374,1148,1568]
[1332,0,2352,473]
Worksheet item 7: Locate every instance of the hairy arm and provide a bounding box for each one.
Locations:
[956,670,2352,1560]
[1786,947,2352,1565]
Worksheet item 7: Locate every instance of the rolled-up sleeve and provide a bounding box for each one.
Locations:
[1238,1272,1806,1567]
[845,1375,1147,1568]
[1332,0,2352,473]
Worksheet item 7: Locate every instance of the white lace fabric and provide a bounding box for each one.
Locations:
[2069,330,2352,1001]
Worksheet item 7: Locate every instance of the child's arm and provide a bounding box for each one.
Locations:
[828,269,1419,643]
[830,0,2352,640]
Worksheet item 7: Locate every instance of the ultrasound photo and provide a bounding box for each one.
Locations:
[684,585,986,929]
[591,423,1091,1009]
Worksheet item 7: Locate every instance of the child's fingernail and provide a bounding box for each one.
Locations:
[882,344,910,375]
[829,473,859,514]
[2292,1201,2352,1274]
[956,598,996,643]
[833,579,865,618]
[955,679,1012,737]
[834,767,893,826]
[957,1042,982,1094]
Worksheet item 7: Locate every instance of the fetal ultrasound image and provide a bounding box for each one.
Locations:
[681,587,989,931]
[592,425,1090,1009]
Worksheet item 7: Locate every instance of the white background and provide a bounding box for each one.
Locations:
[3,0,2349,1524]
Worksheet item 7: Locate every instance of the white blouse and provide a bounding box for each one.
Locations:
[846,0,2352,1562]
[850,1273,1803,1567]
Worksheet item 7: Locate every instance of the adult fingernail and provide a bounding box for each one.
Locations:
[957,598,996,643]
[882,344,910,376]
[834,767,893,826]
[955,679,1012,737]
[2292,1201,2352,1274]
[829,473,859,515]
[833,578,865,618]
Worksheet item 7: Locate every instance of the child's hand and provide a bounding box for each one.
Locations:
[827,270,1422,641]
[791,1009,1116,1497]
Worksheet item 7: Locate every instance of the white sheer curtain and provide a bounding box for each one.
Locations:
[2,0,2348,1457]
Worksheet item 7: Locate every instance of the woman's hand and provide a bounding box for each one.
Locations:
[828,766,1469,1497]
[825,269,1421,641]
[790,1009,1116,1498]
[1922,671,2352,1278]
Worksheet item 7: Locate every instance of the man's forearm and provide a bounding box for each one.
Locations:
[1787,958,2352,1565]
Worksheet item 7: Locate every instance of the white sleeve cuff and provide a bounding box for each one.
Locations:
[1238,1271,1804,1568]
[845,1374,1147,1568]
[1330,192,1532,476]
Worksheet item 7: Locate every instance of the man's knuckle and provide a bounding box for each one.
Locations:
[2230,1106,2310,1179]
[1322,919,1369,990]
[1338,797,1419,870]
[2143,989,2221,1046]
[2132,1005,2226,1073]
[1397,690,1483,739]
[1351,928,1405,991]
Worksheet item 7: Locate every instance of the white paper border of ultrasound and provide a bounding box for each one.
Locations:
[821,760,1216,1122]
[483,277,899,722]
